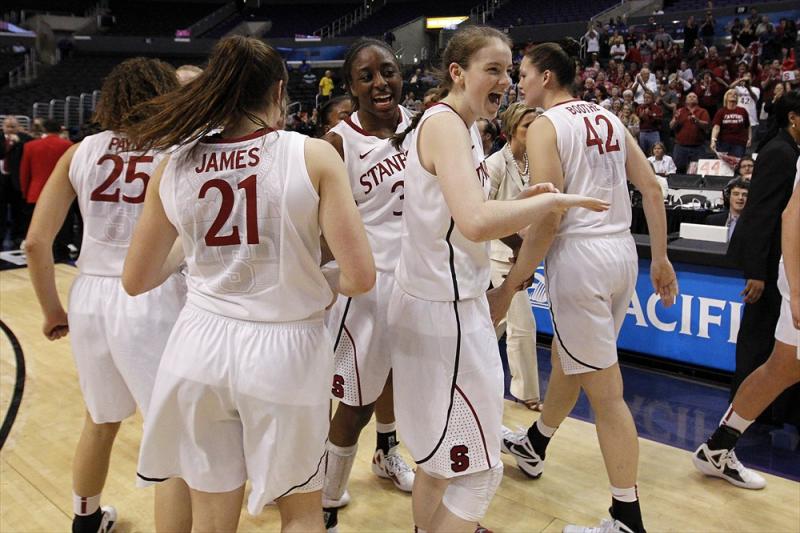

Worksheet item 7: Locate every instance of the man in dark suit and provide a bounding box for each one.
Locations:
[705,178,749,241]
[727,125,799,410]
[0,116,32,249]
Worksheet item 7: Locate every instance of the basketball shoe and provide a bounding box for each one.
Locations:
[500,426,544,478]
[372,445,414,492]
[692,443,766,489]
[323,507,338,533]
[563,518,635,533]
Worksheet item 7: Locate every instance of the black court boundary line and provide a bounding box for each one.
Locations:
[0,319,25,449]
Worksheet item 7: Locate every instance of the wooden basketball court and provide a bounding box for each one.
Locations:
[1,265,798,532]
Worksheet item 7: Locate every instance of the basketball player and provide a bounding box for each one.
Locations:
[121,36,375,532]
[493,43,678,533]
[388,27,610,533]
[321,38,415,527]
[693,94,800,490]
[25,58,191,533]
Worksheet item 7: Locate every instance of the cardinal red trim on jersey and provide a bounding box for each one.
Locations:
[343,110,404,138]
[431,102,468,127]
[201,127,275,144]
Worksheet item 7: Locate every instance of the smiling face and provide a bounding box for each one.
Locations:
[348,45,403,120]
[454,37,512,119]
[730,187,748,213]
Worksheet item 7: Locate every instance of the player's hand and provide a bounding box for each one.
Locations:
[487,284,514,327]
[555,194,611,213]
[650,257,678,307]
[43,309,69,340]
[515,183,558,200]
[741,279,765,304]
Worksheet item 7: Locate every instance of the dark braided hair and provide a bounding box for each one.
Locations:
[342,38,399,110]
[391,25,511,150]
[93,57,178,131]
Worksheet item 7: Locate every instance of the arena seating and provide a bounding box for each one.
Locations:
[662,0,776,12]
[0,53,205,118]
[341,0,477,37]
[0,51,27,88]
[2,0,96,17]
[488,0,618,27]
[203,3,360,38]
[105,1,218,36]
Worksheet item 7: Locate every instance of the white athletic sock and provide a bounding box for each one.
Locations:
[535,419,558,438]
[375,421,396,434]
[610,484,639,503]
[72,492,101,516]
[323,442,358,502]
[720,405,753,434]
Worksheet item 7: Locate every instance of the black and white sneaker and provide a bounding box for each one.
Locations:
[98,506,117,533]
[500,426,544,478]
[692,443,766,489]
[323,507,339,533]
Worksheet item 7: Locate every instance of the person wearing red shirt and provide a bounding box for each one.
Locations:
[670,92,711,172]
[693,71,727,119]
[636,90,664,154]
[711,89,751,158]
[20,119,72,208]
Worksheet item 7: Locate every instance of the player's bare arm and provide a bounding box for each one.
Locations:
[122,157,182,296]
[25,143,80,340]
[307,137,375,296]
[624,130,678,307]
[423,112,606,243]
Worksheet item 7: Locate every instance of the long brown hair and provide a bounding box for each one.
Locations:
[391,25,511,149]
[124,36,287,151]
[93,57,178,131]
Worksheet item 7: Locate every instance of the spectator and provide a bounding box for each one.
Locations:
[738,19,757,48]
[688,39,708,68]
[700,12,716,47]
[671,92,710,173]
[422,87,440,108]
[705,178,749,241]
[711,89,751,158]
[761,81,787,133]
[677,60,694,83]
[732,73,761,141]
[736,156,755,181]
[619,103,640,138]
[485,102,541,410]
[637,90,663,154]
[755,15,773,37]
[0,117,31,249]
[648,142,677,176]
[683,16,699,55]
[631,66,657,104]
[694,71,726,119]
[609,33,626,62]
[653,25,673,49]
[584,27,600,56]
[318,69,334,104]
[401,91,421,111]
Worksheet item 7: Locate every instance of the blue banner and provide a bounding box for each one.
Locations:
[529,260,744,372]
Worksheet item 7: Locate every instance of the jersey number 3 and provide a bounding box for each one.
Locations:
[583,115,620,155]
[199,175,259,247]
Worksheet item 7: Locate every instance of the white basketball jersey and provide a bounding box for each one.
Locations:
[395,103,491,302]
[69,130,167,277]
[160,129,332,323]
[542,99,631,237]
[329,106,413,273]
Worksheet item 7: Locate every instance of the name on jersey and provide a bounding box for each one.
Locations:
[195,148,261,174]
[107,136,138,152]
[564,102,602,115]
[359,152,407,194]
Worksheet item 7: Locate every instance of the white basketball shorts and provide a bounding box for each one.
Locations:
[545,232,638,375]
[775,263,799,355]
[326,270,394,406]
[136,304,332,515]
[68,272,186,424]
[388,284,503,479]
